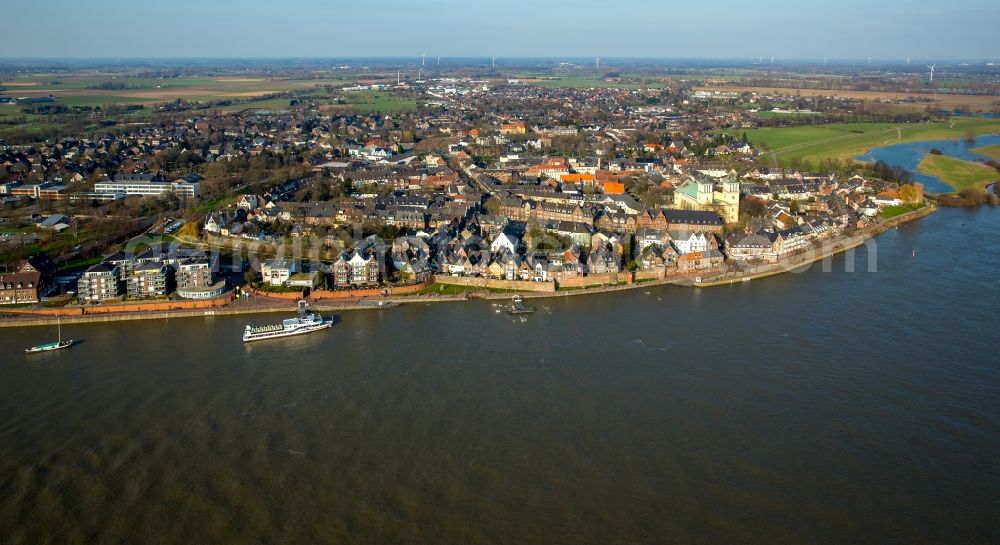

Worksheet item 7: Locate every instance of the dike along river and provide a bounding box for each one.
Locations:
[0,207,998,545]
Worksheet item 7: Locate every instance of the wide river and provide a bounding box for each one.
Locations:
[1,207,998,545]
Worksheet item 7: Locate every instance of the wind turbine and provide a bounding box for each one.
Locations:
[492,56,496,68]
[928,64,936,83]
[596,57,600,69]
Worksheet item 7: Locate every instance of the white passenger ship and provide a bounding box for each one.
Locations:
[243,302,332,342]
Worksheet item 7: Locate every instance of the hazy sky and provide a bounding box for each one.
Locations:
[2,0,997,60]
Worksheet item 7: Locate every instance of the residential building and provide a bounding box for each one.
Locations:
[128,261,171,298]
[77,263,121,302]
[104,251,136,277]
[333,250,380,287]
[175,258,213,290]
[726,232,782,263]
[490,228,521,254]
[0,255,56,305]
[677,249,725,273]
[261,259,297,286]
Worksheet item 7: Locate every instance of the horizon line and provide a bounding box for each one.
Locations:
[0,55,997,63]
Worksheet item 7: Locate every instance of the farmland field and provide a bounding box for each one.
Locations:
[694,85,1000,111]
[743,118,1000,165]
[0,75,344,106]
[523,76,667,90]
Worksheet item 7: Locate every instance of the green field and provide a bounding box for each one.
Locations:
[1,75,340,107]
[916,154,999,193]
[881,203,924,219]
[744,118,1000,166]
[971,144,1000,160]
[0,121,64,139]
[56,95,150,107]
[0,103,33,120]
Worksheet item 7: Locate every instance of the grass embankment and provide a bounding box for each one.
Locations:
[744,118,1000,165]
[410,283,515,296]
[881,203,925,219]
[971,144,1000,160]
[916,154,999,194]
[252,284,306,294]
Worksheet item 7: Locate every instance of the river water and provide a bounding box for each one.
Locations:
[1,207,998,545]
[856,134,1000,193]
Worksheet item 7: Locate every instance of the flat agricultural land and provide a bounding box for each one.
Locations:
[523,76,666,90]
[916,154,999,193]
[743,118,1000,165]
[0,75,343,107]
[694,85,1000,111]
[971,144,1000,160]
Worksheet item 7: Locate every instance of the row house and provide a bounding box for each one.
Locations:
[527,201,594,225]
[497,196,528,221]
[677,249,725,273]
[635,227,671,251]
[423,170,459,189]
[670,231,719,255]
[636,209,671,231]
[374,196,429,211]
[726,232,783,263]
[598,211,639,233]
[640,243,680,275]
[587,244,621,275]
[378,207,428,230]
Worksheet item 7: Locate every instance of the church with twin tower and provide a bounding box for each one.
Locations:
[672,174,741,224]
